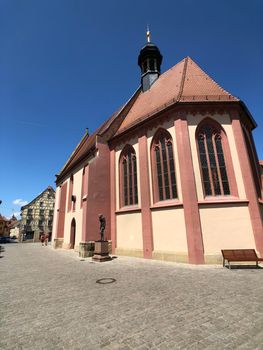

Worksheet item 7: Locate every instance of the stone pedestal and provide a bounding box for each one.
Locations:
[92,241,112,262]
[79,241,95,258]
[62,242,72,249]
[53,238,64,249]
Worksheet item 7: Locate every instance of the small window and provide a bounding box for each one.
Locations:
[149,59,155,71]
[143,60,148,73]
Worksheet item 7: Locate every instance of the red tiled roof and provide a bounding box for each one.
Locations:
[116,56,238,135]
[0,214,9,222]
[57,56,241,181]
[56,87,142,182]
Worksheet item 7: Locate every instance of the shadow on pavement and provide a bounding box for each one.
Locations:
[225,265,263,270]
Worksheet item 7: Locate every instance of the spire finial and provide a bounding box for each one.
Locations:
[146,25,151,43]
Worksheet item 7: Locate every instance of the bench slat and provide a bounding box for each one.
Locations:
[221,249,262,266]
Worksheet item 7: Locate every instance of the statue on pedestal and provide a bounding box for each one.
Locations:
[92,214,111,262]
[99,214,106,241]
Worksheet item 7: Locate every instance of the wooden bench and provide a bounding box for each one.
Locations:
[221,249,263,269]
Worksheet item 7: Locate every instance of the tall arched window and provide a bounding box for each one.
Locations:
[119,145,138,207]
[67,174,74,212]
[197,120,234,196]
[151,129,177,202]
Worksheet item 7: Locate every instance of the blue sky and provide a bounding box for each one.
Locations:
[0,0,262,218]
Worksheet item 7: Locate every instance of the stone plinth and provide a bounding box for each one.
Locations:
[92,241,112,262]
[53,238,64,249]
[79,242,95,258]
[62,242,70,249]
[108,240,112,254]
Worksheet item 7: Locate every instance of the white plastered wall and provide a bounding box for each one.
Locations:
[116,212,143,249]
[152,208,187,252]
[52,186,60,238]
[200,205,255,254]
[187,113,246,201]
[63,166,83,248]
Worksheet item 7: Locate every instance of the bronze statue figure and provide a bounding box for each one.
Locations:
[99,214,106,241]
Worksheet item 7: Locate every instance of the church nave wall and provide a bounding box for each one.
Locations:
[200,205,255,263]
[116,212,143,257]
[61,166,83,250]
[152,207,188,262]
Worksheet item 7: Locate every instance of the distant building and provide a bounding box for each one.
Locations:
[0,214,17,237]
[21,186,55,241]
[0,214,11,237]
[9,219,21,239]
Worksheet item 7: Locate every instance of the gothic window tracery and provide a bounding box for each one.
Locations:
[197,123,230,196]
[152,130,177,201]
[120,146,138,207]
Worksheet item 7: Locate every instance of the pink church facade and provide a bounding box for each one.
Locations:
[52,41,263,264]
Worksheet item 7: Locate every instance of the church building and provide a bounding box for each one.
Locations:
[52,32,263,264]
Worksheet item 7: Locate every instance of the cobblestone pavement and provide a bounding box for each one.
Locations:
[1,244,263,350]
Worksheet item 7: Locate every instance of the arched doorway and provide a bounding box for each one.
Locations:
[70,218,76,249]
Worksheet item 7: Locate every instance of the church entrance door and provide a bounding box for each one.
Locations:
[70,218,76,249]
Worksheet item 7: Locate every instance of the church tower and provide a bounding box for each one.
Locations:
[138,28,163,92]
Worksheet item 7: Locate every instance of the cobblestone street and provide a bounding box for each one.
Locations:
[1,243,263,350]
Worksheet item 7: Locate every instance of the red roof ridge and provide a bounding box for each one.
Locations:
[157,56,186,79]
[176,56,188,102]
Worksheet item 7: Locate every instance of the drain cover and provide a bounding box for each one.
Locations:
[96,278,116,284]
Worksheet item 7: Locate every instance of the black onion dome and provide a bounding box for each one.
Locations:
[138,42,163,70]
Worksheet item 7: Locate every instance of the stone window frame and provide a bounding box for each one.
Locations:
[119,145,138,208]
[196,118,238,198]
[151,128,178,203]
